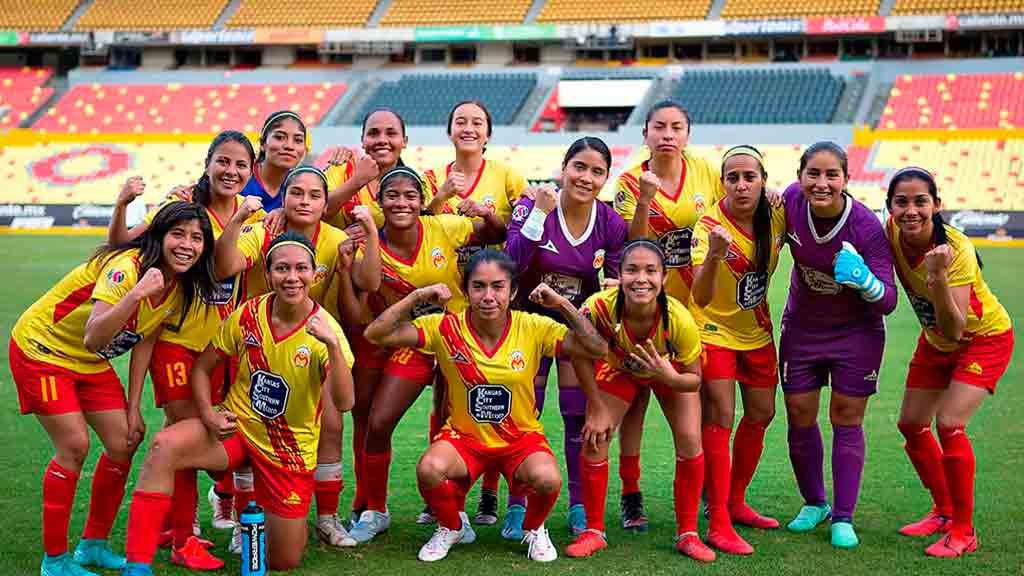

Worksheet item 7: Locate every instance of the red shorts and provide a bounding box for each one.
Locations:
[222,434,314,519]
[906,329,1014,394]
[702,342,778,388]
[436,429,553,490]
[9,339,125,415]
[594,359,680,404]
[352,331,435,381]
[150,341,233,408]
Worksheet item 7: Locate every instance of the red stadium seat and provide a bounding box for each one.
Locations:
[879,72,1024,130]
[0,68,55,128]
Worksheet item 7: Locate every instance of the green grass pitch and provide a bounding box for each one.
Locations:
[0,235,1021,575]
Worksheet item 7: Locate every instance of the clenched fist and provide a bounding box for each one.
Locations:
[707,225,733,260]
[133,268,166,299]
[117,177,146,207]
[638,171,660,204]
[306,310,338,346]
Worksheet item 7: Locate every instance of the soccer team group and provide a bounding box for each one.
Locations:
[8,99,1014,576]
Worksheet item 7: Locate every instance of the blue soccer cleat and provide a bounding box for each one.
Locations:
[40,554,98,576]
[72,539,125,570]
[501,504,526,541]
[787,503,832,533]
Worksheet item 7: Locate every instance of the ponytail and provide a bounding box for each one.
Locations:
[752,193,772,274]
[193,173,212,207]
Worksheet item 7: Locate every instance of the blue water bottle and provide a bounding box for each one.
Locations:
[240,500,266,576]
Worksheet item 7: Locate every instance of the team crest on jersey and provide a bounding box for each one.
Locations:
[431,248,447,268]
[313,264,330,285]
[241,225,253,234]
[249,370,290,420]
[293,346,311,368]
[483,196,496,213]
[509,350,526,372]
[614,190,626,211]
[593,249,606,270]
[694,194,706,214]
[106,269,126,285]
[512,204,529,222]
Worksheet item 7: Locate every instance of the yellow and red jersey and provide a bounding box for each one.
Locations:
[614,151,726,304]
[215,294,353,472]
[413,310,566,448]
[12,249,182,374]
[324,159,432,230]
[423,159,527,225]
[581,287,703,379]
[887,219,1012,352]
[690,199,787,350]
[367,214,475,317]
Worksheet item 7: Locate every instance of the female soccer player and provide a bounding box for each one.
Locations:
[348,166,505,543]
[505,136,627,536]
[779,141,896,549]
[120,232,355,575]
[690,146,786,555]
[10,202,218,576]
[885,167,1013,557]
[611,99,726,530]
[364,249,608,562]
[240,110,309,212]
[565,240,709,562]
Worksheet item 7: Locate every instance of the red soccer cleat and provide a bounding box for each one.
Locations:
[706,526,754,555]
[899,509,951,537]
[925,530,978,558]
[675,533,717,563]
[566,529,608,558]
[171,536,226,570]
[730,502,780,530]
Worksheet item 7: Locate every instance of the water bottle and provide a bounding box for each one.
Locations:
[240,500,266,576]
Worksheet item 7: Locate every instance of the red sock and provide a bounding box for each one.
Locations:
[364,451,391,512]
[702,424,731,529]
[316,480,343,518]
[352,418,367,512]
[523,486,560,531]
[419,479,461,529]
[214,474,233,497]
[124,491,173,564]
[42,460,80,556]
[171,469,198,549]
[729,416,767,509]
[81,453,131,540]
[938,426,975,533]
[481,470,500,493]
[673,453,704,535]
[619,454,641,496]
[582,459,609,532]
[899,422,953,517]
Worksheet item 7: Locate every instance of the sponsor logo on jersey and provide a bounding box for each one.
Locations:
[241,225,253,234]
[284,491,302,505]
[249,370,290,420]
[450,350,470,364]
[431,247,446,268]
[787,232,802,247]
[106,269,126,285]
[965,362,983,375]
[864,370,879,382]
[313,264,329,285]
[509,350,526,372]
[614,190,626,210]
[244,333,260,348]
[540,240,559,254]
[593,249,606,270]
[511,204,529,222]
[293,346,311,368]
[703,323,718,333]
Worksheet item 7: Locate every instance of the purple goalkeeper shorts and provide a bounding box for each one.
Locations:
[778,320,885,397]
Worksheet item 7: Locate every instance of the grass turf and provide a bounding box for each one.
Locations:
[0,234,1021,575]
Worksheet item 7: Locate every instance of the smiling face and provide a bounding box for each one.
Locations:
[380,175,422,230]
[362,111,406,171]
[262,117,305,171]
[722,154,765,216]
[561,147,609,206]
[890,177,939,241]
[643,106,689,157]
[619,245,664,309]
[161,218,205,275]
[207,140,252,200]
[466,261,514,322]
[284,172,327,228]
[799,150,848,216]
[266,244,314,305]
[449,102,489,154]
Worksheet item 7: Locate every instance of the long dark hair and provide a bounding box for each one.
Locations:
[193,130,256,207]
[722,145,771,274]
[462,248,517,295]
[257,110,307,165]
[361,107,407,168]
[562,136,612,173]
[90,202,218,325]
[615,239,675,355]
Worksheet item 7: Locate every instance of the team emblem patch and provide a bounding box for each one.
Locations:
[431,247,446,269]
[293,346,311,368]
[313,264,330,285]
[512,204,529,222]
[468,384,511,424]
[106,269,126,285]
[593,249,606,270]
[614,190,626,210]
[509,350,526,372]
[483,196,496,213]
[694,194,706,214]
[249,370,290,420]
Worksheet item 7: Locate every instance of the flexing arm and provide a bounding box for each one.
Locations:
[84,268,164,353]
[347,206,381,292]
[107,177,149,245]
[214,196,262,281]
[924,244,970,342]
[325,154,377,219]
[691,225,732,308]
[364,284,451,348]
[530,284,607,359]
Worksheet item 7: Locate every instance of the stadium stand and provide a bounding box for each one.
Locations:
[356,73,536,126]
[227,0,377,28]
[721,0,878,19]
[891,0,1023,14]
[670,69,844,124]
[0,0,78,30]
[75,0,228,30]
[379,0,533,26]
[33,82,346,133]
[0,68,54,128]
[878,72,1024,130]
[536,0,710,23]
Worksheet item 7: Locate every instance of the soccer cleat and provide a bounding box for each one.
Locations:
[207,486,235,530]
[523,525,558,562]
[566,529,608,558]
[706,527,754,555]
[501,504,526,541]
[228,526,242,555]
[787,504,832,533]
[675,532,716,563]
[730,502,780,530]
[899,510,951,537]
[417,523,465,562]
[473,489,499,525]
[349,508,364,526]
[348,510,391,543]
[830,522,859,549]
[120,562,153,576]
[41,554,99,576]
[567,504,586,536]
[171,536,225,571]
[317,515,357,548]
[621,492,650,532]
[925,530,978,558]
[416,505,436,525]
[457,512,477,544]
[72,539,126,570]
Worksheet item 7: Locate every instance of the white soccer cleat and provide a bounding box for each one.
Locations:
[317,515,357,548]
[228,526,242,555]
[418,524,465,562]
[207,486,235,530]
[523,525,558,562]
[348,510,391,543]
[457,512,476,545]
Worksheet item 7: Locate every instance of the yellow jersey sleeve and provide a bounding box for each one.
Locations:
[667,300,703,366]
[690,215,711,266]
[413,313,444,353]
[91,252,140,306]
[531,314,568,358]
[318,312,354,369]
[505,164,528,208]
[613,168,640,222]
[945,237,977,288]
[237,222,265,271]
[211,307,242,357]
[436,214,476,248]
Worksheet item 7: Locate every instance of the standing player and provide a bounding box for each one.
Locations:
[9,202,219,576]
[565,240,710,562]
[779,142,897,549]
[690,146,786,555]
[120,232,355,575]
[885,167,1013,557]
[611,99,726,531]
[363,249,609,562]
[349,167,505,543]
[505,136,627,537]
[240,110,309,212]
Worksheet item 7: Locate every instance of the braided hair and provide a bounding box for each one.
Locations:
[614,239,675,356]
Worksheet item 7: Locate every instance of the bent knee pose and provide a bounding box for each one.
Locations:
[365,249,607,563]
[885,167,1013,558]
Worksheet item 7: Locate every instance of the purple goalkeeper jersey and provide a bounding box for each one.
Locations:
[782,182,897,332]
[506,196,627,315]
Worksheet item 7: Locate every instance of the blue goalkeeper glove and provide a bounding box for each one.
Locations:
[833,241,885,302]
